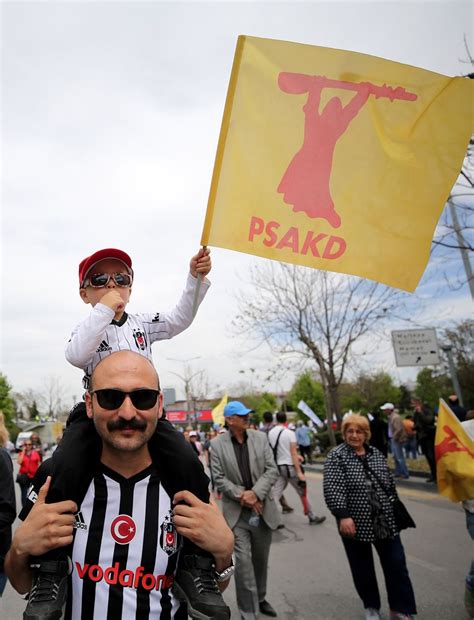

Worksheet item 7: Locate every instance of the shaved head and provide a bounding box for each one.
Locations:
[90,351,160,392]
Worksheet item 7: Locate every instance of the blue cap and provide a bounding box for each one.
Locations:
[224,401,253,417]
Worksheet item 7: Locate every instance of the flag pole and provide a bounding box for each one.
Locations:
[192,245,207,318]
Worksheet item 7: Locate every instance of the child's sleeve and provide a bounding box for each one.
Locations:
[65,304,115,368]
[140,272,211,344]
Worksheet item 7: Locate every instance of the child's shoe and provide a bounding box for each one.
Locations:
[24,559,69,620]
[173,554,230,619]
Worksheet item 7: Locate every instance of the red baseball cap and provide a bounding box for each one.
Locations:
[79,248,133,287]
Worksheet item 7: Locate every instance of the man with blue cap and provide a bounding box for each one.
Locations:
[210,402,280,619]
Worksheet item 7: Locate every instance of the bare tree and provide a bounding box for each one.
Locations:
[233,263,405,444]
[38,375,66,420]
[431,41,473,295]
[13,388,42,421]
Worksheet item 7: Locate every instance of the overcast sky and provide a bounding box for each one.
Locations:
[1,0,473,409]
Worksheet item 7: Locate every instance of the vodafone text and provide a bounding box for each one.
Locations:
[248,216,346,259]
[75,561,174,591]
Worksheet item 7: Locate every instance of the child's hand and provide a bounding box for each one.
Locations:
[190,247,211,278]
[100,290,125,314]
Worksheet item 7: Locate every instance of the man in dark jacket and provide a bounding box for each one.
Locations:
[448,395,467,423]
[0,445,16,596]
[369,411,388,457]
[412,398,437,482]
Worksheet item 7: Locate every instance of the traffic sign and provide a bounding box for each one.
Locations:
[391,328,440,367]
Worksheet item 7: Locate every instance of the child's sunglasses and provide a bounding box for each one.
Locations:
[90,388,160,410]
[82,272,133,288]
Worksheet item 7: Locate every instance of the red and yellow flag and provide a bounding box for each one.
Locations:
[435,400,474,503]
[201,35,473,291]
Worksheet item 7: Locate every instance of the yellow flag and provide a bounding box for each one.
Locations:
[201,35,473,291]
[435,400,474,503]
[212,393,228,427]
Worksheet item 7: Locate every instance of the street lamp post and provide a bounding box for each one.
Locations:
[167,357,203,426]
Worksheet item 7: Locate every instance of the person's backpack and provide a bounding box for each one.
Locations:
[268,428,284,464]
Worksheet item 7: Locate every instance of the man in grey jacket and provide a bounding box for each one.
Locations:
[211,402,280,619]
[381,403,409,479]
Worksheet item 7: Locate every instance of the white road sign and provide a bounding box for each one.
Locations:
[391,328,440,367]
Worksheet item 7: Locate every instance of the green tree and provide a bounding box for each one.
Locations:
[0,373,15,427]
[415,368,452,410]
[242,392,278,424]
[340,372,401,413]
[286,372,325,420]
[398,384,413,413]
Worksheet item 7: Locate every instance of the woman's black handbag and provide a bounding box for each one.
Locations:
[363,461,416,531]
[16,472,29,486]
[391,497,416,530]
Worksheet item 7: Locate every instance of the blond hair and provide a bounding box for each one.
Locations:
[0,411,10,447]
[341,414,371,442]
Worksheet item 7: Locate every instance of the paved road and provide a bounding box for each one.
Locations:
[1,465,471,619]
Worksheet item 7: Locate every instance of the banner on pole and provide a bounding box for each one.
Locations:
[202,35,473,291]
[297,400,324,427]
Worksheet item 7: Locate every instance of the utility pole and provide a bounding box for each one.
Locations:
[448,200,474,301]
[441,344,464,407]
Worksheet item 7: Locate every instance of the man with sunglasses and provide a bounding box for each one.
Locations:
[18,247,233,620]
[6,351,234,620]
[210,402,280,620]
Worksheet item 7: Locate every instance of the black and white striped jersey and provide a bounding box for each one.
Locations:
[66,464,187,620]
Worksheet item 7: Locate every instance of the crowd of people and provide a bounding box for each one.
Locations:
[2,383,473,619]
[0,245,471,620]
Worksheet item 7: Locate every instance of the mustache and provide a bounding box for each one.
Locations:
[107,418,147,432]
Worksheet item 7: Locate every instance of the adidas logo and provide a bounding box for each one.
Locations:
[96,340,112,353]
[74,511,88,531]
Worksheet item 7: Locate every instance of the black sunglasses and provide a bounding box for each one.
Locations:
[82,272,132,288]
[90,388,160,410]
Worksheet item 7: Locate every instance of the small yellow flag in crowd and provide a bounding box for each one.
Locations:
[212,393,228,427]
[435,400,474,503]
[201,35,473,291]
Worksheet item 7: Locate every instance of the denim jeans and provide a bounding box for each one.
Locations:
[342,534,417,615]
[465,509,474,594]
[404,436,418,459]
[18,480,30,508]
[391,439,409,478]
[465,509,474,540]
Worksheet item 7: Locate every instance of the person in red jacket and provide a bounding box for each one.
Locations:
[17,440,41,507]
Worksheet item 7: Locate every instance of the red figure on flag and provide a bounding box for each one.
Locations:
[435,425,474,461]
[277,74,417,228]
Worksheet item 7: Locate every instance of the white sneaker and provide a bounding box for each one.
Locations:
[365,609,381,619]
